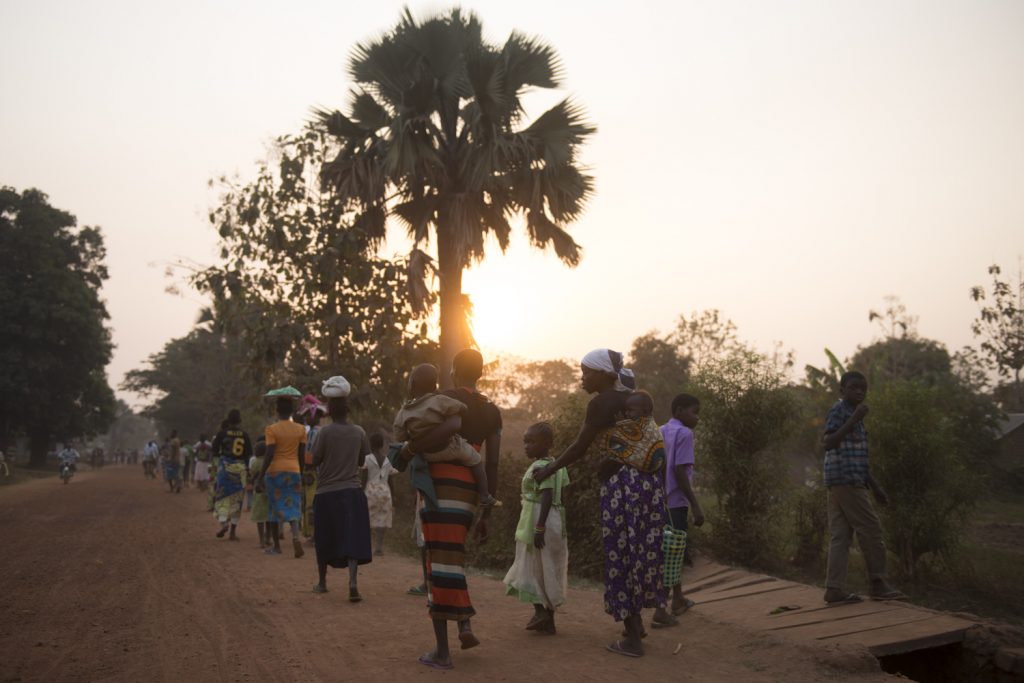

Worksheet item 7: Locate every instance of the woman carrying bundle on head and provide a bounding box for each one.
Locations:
[310,376,373,600]
[259,392,307,558]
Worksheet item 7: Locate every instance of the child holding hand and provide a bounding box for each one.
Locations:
[503,422,569,635]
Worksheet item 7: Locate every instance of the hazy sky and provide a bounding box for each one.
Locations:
[2,0,1022,405]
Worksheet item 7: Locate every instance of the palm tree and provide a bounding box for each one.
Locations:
[315,8,595,382]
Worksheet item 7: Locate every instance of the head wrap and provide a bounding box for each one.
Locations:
[297,393,326,417]
[321,375,351,398]
[619,368,637,391]
[581,349,632,392]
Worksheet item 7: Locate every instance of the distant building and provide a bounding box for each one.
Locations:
[995,413,1024,473]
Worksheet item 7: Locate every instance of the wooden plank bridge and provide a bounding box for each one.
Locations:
[681,558,979,657]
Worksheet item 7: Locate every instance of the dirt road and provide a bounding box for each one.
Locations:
[0,468,893,682]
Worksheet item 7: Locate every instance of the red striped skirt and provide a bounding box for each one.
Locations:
[420,462,478,621]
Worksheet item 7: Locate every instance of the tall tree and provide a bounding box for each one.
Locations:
[315,8,595,382]
[970,263,1024,410]
[122,314,264,438]
[0,187,116,465]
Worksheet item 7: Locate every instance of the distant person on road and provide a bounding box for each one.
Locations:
[58,445,80,472]
[822,372,907,604]
[503,421,569,635]
[164,431,183,493]
[193,435,212,491]
[212,410,252,541]
[653,393,704,628]
[259,396,307,558]
[310,380,372,598]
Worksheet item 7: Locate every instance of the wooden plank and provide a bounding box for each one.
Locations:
[822,615,973,657]
[758,602,911,630]
[695,574,778,596]
[679,563,734,587]
[681,569,747,593]
[768,607,936,639]
[690,581,800,605]
[693,585,820,623]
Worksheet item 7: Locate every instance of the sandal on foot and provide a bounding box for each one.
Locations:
[459,630,480,650]
[870,589,908,601]
[651,615,680,629]
[825,592,862,606]
[672,598,695,616]
[216,526,229,538]
[312,585,328,594]
[407,584,427,596]
[525,613,551,631]
[418,653,453,671]
[606,640,642,658]
[348,587,362,603]
[264,547,282,555]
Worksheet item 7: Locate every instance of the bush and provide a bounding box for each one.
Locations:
[868,380,984,579]
[687,351,796,568]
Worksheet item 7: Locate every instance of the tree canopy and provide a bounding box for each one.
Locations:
[0,187,116,465]
[191,131,436,421]
[315,8,595,381]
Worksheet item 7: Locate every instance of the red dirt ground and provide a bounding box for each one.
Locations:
[0,467,895,682]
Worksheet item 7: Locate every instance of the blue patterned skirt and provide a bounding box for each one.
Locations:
[266,471,302,523]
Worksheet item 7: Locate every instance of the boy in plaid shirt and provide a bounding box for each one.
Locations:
[822,372,906,604]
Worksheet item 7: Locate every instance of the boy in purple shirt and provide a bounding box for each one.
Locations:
[652,393,704,627]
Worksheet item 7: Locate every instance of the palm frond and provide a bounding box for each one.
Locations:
[311,107,365,140]
[526,210,581,266]
[502,31,561,92]
[348,91,391,131]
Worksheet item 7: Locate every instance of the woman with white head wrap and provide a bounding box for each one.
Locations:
[534,348,667,658]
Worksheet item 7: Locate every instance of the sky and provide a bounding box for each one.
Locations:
[2,0,1022,406]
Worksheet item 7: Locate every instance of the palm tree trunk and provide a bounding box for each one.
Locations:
[436,225,469,389]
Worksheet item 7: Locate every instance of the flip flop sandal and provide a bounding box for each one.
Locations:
[870,590,908,601]
[312,585,328,594]
[651,616,680,629]
[458,629,480,650]
[216,526,229,538]
[606,640,642,658]
[825,593,862,607]
[672,598,696,616]
[407,585,427,596]
[418,654,454,671]
[349,587,363,603]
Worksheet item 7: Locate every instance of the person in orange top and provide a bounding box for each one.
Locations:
[259,396,307,558]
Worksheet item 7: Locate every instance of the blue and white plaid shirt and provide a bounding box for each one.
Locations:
[823,399,869,487]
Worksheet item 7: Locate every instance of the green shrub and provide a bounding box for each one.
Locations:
[868,380,984,579]
[687,351,796,568]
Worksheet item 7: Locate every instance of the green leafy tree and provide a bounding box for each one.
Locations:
[193,131,436,420]
[122,315,265,438]
[477,356,580,422]
[0,187,116,466]
[314,8,595,381]
[970,263,1024,410]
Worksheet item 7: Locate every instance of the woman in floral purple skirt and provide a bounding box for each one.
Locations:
[533,348,666,658]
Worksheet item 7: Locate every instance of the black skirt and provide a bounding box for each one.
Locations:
[313,487,373,568]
